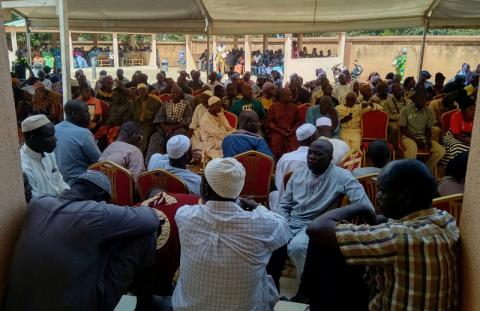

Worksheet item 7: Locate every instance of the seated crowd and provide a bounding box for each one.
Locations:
[7,63,476,310]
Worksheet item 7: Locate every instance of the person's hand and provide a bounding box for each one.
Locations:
[425,140,432,149]
[239,197,260,211]
[341,115,353,122]
[191,149,202,164]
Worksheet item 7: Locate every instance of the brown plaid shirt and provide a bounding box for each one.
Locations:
[336,208,459,310]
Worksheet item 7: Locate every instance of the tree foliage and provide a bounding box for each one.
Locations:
[304,28,480,37]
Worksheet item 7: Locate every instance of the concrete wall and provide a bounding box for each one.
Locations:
[0,13,27,303]
[346,36,480,81]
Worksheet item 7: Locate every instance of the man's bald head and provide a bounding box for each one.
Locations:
[65,99,90,128]
[377,160,435,219]
[307,139,333,175]
[239,110,259,133]
[311,139,334,156]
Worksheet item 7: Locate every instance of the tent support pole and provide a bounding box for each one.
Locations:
[418,17,430,77]
[25,20,32,65]
[206,33,210,75]
[58,0,71,104]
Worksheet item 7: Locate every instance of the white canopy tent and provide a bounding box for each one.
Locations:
[3,0,480,34]
[2,0,480,100]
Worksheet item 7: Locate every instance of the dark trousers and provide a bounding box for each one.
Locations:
[98,233,157,311]
[266,245,288,291]
[301,239,370,311]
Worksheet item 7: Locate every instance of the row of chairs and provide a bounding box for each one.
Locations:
[88,150,273,206]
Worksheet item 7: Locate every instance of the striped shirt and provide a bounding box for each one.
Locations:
[336,208,459,311]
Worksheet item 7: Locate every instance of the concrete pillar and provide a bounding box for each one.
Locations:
[297,33,303,50]
[337,32,346,62]
[52,32,60,47]
[0,16,28,302]
[10,29,17,53]
[92,33,98,47]
[130,35,136,48]
[68,32,74,77]
[212,35,217,72]
[461,86,480,310]
[244,35,251,74]
[149,34,157,68]
[58,0,72,103]
[112,33,119,68]
[283,33,292,84]
[233,35,238,49]
[185,34,195,72]
[263,34,268,53]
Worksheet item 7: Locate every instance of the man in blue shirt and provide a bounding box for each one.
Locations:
[222,110,273,158]
[268,139,372,297]
[148,135,202,196]
[55,99,101,184]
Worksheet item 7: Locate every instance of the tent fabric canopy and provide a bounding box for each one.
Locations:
[4,0,480,34]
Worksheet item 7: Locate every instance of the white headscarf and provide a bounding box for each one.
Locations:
[204,158,246,199]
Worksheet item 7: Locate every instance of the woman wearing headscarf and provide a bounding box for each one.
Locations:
[259,82,277,110]
[267,87,300,160]
[31,82,63,124]
[441,96,475,166]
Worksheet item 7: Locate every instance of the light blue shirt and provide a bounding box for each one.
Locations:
[147,154,201,197]
[277,163,373,233]
[54,121,101,185]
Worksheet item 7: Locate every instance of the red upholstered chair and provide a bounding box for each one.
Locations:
[440,109,458,137]
[356,173,379,211]
[432,193,463,226]
[159,94,172,102]
[361,110,394,161]
[234,151,275,206]
[89,161,135,206]
[339,150,363,172]
[223,111,238,129]
[192,89,203,97]
[137,169,189,200]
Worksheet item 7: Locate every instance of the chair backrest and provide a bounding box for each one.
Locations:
[88,161,135,206]
[440,109,458,136]
[356,173,379,211]
[234,151,274,206]
[137,169,189,200]
[159,94,172,102]
[340,150,364,172]
[223,111,238,129]
[432,193,463,225]
[361,110,388,141]
[283,171,294,189]
[192,89,203,97]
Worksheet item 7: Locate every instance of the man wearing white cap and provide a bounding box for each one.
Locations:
[316,117,350,165]
[148,134,202,196]
[273,123,319,204]
[199,96,236,160]
[20,114,70,199]
[189,89,213,150]
[172,158,290,311]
